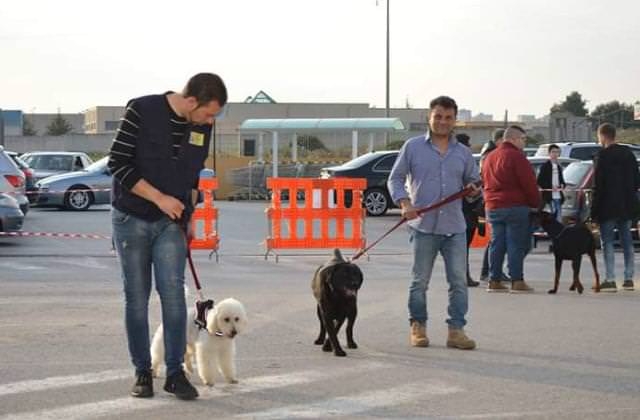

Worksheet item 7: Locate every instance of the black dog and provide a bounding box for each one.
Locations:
[536,211,600,294]
[312,248,363,357]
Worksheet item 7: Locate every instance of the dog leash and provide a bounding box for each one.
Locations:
[176,217,215,330]
[351,182,480,262]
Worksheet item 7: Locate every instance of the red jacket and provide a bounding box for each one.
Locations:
[482,142,541,210]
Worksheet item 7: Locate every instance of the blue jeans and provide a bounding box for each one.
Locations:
[551,198,562,222]
[408,229,468,329]
[487,206,531,281]
[112,208,188,376]
[600,218,634,281]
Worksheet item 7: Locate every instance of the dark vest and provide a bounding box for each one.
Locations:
[112,94,212,221]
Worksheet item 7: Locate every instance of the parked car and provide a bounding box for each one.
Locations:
[20,151,93,182]
[5,151,36,202]
[0,146,29,214]
[321,151,399,216]
[0,193,24,233]
[534,142,640,161]
[34,157,111,211]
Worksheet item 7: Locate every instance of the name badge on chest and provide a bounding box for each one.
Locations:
[189,131,205,147]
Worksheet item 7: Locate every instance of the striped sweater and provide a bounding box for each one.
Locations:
[107,95,189,191]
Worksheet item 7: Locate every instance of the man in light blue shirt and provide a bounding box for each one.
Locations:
[388,95,479,350]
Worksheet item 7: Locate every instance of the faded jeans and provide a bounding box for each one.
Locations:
[408,228,468,329]
[487,206,531,281]
[599,218,634,281]
[112,207,188,377]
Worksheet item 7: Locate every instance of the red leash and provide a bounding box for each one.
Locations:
[351,184,479,261]
[178,222,215,329]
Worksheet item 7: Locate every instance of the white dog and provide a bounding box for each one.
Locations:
[151,298,248,386]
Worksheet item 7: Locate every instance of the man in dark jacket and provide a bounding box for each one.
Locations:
[537,144,565,222]
[109,73,228,400]
[591,123,640,292]
[456,133,481,287]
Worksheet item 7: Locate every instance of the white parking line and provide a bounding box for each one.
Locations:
[0,361,390,420]
[237,382,462,419]
[0,369,130,397]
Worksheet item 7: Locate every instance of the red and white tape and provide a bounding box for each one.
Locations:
[0,231,111,239]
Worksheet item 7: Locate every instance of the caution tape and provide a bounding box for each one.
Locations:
[0,231,111,239]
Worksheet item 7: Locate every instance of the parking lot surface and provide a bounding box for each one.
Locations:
[1,202,639,419]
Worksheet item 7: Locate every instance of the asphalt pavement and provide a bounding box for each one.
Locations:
[1,202,639,419]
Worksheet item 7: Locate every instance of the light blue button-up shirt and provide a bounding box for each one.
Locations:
[387,134,479,234]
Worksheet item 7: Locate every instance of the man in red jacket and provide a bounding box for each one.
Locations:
[482,125,541,293]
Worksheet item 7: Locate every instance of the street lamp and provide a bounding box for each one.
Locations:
[377,0,391,146]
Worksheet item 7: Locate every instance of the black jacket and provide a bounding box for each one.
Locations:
[537,160,565,205]
[590,144,640,223]
[111,94,212,221]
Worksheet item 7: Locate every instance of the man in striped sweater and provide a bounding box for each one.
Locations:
[109,73,227,400]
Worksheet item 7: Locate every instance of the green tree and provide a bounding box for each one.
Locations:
[22,118,37,136]
[550,91,589,117]
[46,113,73,136]
[590,100,637,129]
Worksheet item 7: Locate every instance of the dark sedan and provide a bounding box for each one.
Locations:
[321,151,399,216]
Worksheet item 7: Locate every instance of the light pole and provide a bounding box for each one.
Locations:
[385,0,390,146]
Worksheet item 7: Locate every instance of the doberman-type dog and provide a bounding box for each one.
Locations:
[312,249,363,357]
[536,211,600,294]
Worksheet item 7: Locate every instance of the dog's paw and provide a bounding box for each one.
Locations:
[577,284,584,294]
[334,349,347,357]
[547,289,557,294]
[228,379,238,384]
[347,341,358,349]
[322,341,333,352]
[314,338,324,345]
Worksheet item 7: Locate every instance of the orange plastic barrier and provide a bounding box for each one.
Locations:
[265,178,367,261]
[190,178,220,261]
[470,218,491,248]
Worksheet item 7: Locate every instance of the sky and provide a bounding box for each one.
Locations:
[1,0,639,119]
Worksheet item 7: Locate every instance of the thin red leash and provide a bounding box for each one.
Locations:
[351,184,479,261]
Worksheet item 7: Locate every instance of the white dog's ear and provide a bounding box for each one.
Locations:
[206,307,219,335]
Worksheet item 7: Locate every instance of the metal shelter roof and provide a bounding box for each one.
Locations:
[239,118,405,133]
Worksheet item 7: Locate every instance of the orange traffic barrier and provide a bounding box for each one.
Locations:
[190,177,220,261]
[265,178,367,262]
[470,218,491,248]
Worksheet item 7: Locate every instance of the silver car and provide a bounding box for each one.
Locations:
[34,157,111,211]
[21,151,93,182]
[0,146,29,214]
[0,193,24,232]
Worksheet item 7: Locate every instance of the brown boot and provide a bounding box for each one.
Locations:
[511,280,535,293]
[410,321,429,347]
[486,280,509,293]
[446,328,476,350]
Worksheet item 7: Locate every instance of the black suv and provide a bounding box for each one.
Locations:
[320,151,398,216]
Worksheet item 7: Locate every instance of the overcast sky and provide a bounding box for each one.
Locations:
[1,0,639,119]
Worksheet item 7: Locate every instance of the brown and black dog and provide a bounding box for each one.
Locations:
[312,249,363,357]
[535,211,600,294]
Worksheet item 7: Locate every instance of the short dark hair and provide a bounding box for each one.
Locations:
[493,128,505,142]
[455,133,471,147]
[429,96,458,116]
[548,144,560,153]
[508,125,526,134]
[183,73,228,107]
[597,123,616,140]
